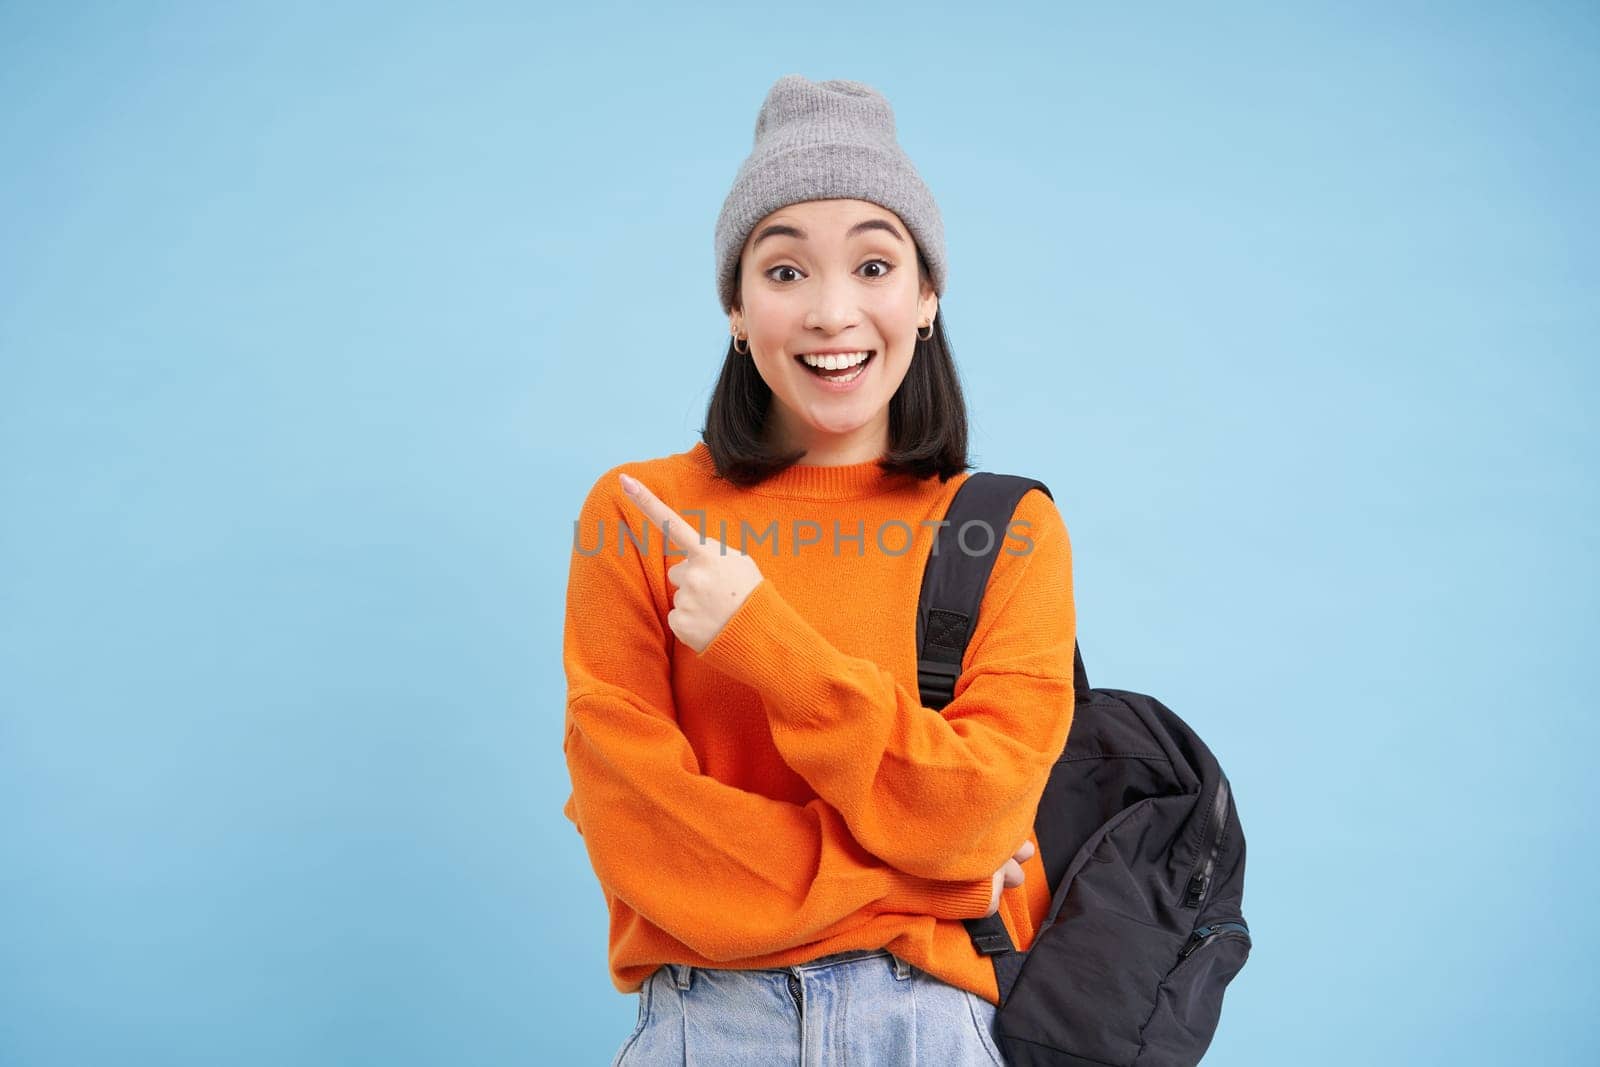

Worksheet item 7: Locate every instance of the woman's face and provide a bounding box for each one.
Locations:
[731,198,938,464]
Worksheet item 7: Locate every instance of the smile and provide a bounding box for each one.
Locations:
[795,350,875,389]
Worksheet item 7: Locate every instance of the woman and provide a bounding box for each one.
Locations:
[562,74,1077,1065]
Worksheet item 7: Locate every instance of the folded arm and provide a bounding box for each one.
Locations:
[560,471,994,964]
[696,488,1077,884]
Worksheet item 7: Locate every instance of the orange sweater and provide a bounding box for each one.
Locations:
[561,440,1076,1005]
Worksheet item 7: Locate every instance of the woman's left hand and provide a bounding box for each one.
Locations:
[619,472,765,654]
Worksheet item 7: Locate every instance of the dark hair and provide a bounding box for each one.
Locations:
[701,257,971,488]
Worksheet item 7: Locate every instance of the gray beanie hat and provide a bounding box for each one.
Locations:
[714,74,946,314]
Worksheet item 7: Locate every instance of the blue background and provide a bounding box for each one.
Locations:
[2,2,1595,1064]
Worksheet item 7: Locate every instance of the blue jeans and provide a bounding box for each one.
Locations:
[610,947,1007,1066]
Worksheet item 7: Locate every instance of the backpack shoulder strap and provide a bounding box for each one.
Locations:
[916,471,1085,711]
[915,471,1085,986]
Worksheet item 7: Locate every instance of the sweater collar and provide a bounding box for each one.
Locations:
[682,441,920,501]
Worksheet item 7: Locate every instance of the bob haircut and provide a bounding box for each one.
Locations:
[702,254,972,488]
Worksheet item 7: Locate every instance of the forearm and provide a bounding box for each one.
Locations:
[562,686,994,963]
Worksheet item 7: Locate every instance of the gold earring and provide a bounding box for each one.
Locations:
[732,333,750,355]
[917,321,934,341]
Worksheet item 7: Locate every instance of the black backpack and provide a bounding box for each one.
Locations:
[915,472,1252,1067]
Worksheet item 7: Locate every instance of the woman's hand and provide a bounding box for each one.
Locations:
[619,472,765,655]
[985,839,1035,917]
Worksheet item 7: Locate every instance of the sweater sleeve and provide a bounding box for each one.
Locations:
[696,488,1076,884]
[560,470,995,965]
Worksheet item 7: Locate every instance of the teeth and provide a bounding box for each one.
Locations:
[799,350,871,370]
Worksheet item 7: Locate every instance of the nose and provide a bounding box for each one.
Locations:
[803,271,860,335]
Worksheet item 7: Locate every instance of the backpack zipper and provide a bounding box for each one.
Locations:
[1184,777,1230,908]
[787,972,804,1016]
[1178,920,1252,960]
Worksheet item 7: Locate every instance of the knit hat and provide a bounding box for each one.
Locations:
[714,74,947,315]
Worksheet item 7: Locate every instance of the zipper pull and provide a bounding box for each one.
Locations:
[1179,925,1214,960]
[1179,920,1250,961]
[1184,779,1230,909]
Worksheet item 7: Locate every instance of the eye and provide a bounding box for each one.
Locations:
[762,260,897,284]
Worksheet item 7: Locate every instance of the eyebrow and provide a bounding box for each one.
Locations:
[751,218,906,250]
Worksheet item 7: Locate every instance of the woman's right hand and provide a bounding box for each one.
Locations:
[986,839,1035,917]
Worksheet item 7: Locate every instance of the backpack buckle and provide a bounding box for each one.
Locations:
[917,659,961,708]
[970,930,1014,956]
[964,914,1017,957]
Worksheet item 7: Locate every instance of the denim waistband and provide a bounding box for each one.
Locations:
[662,947,911,989]
[791,947,894,971]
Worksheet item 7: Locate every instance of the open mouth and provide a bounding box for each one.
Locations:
[795,350,875,384]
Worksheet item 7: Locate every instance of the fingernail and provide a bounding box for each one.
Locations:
[619,473,637,494]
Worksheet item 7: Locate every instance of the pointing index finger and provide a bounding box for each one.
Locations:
[619,472,708,556]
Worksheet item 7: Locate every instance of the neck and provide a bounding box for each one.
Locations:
[767,413,890,467]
